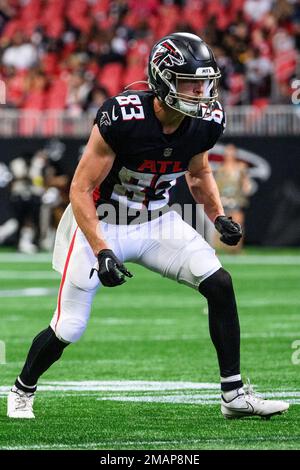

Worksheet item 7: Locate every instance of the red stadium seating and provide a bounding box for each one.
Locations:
[0,0,298,112]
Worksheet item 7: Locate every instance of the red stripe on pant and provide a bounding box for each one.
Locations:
[55,226,78,331]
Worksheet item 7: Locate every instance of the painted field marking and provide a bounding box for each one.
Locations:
[0,380,299,404]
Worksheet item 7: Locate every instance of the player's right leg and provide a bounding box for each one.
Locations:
[7,326,69,419]
[7,227,100,419]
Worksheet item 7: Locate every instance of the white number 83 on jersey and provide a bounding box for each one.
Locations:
[115,94,145,121]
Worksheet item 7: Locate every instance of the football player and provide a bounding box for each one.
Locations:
[8,33,289,419]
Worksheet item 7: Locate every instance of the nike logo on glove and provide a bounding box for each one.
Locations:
[105,257,112,271]
[90,249,133,287]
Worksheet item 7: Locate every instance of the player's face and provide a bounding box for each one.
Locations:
[166,76,218,118]
[177,79,205,99]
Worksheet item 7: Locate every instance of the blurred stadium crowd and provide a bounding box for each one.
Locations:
[0,0,299,252]
[0,139,71,253]
[0,0,299,114]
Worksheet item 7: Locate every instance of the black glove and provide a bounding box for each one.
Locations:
[89,249,133,287]
[214,215,242,246]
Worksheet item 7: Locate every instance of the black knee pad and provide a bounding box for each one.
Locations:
[198,267,233,300]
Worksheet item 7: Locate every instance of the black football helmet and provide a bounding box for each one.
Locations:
[148,32,221,118]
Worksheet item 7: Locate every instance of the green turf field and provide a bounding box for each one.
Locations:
[0,249,299,450]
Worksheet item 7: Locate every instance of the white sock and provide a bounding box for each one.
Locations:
[222,387,244,401]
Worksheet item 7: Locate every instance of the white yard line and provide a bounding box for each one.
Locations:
[0,253,52,263]
[0,253,300,265]
[1,435,298,450]
[0,380,219,393]
[0,438,232,450]
[0,271,59,279]
[220,255,300,265]
[1,380,299,425]
[0,287,57,297]
[239,299,300,307]
[93,318,176,325]
[97,395,300,405]
[0,380,300,394]
[3,332,300,344]
[2,434,298,450]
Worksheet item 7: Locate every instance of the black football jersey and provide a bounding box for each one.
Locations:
[94,90,225,223]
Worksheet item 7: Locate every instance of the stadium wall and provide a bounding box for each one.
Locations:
[0,136,299,246]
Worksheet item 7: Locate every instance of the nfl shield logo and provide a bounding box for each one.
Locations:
[163,148,173,157]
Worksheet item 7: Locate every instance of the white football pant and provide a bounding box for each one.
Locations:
[50,206,221,343]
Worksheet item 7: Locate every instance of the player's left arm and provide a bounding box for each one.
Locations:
[186,152,242,245]
[186,151,224,223]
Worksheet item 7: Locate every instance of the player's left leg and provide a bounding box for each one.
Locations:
[198,268,288,418]
[135,210,289,419]
[198,267,242,390]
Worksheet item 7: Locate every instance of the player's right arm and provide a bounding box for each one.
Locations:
[69,124,115,256]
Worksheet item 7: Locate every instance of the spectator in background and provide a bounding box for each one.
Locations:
[66,70,92,117]
[22,68,49,110]
[2,32,38,70]
[0,0,15,35]
[4,141,71,252]
[272,28,297,102]
[9,156,41,254]
[293,0,300,51]
[0,162,18,246]
[243,0,273,23]
[86,86,109,114]
[38,140,70,251]
[245,48,272,105]
[214,144,252,252]
[1,65,25,108]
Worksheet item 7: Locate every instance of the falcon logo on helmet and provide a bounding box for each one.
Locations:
[152,40,185,75]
